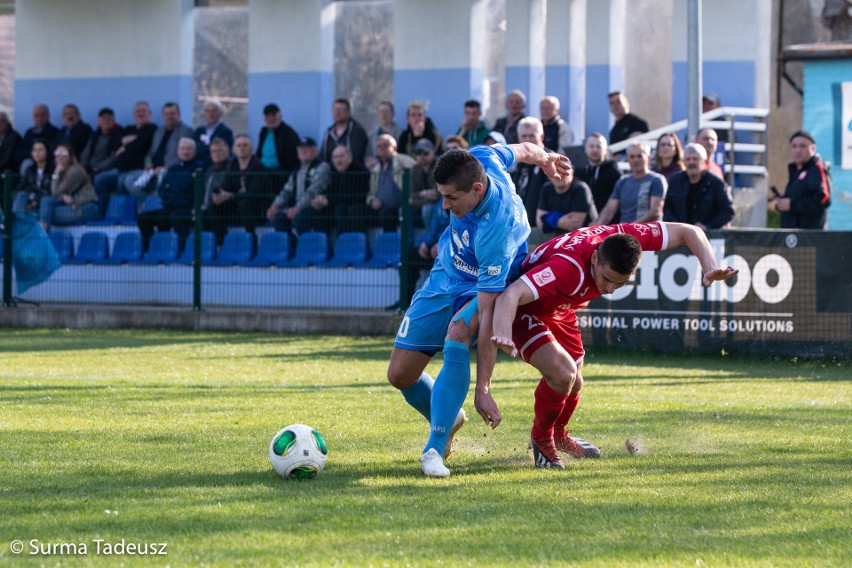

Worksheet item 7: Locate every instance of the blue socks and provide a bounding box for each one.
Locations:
[424,340,471,455]
[401,372,434,421]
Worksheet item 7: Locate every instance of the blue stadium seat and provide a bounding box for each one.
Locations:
[177,231,216,265]
[133,231,180,265]
[282,231,328,267]
[362,231,400,268]
[207,231,254,266]
[321,232,368,267]
[66,231,109,264]
[48,230,74,263]
[242,231,290,267]
[94,232,142,265]
[141,194,163,213]
[87,195,137,226]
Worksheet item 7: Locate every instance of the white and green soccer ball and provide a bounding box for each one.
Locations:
[269,424,328,480]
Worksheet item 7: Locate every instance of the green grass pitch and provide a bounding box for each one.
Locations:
[0,329,849,566]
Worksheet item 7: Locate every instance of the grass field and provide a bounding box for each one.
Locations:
[0,328,849,566]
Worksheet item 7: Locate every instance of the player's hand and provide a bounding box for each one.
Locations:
[491,335,518,358]
[474,390,502,429]
[541,153,572,181]
[703,266,738,286]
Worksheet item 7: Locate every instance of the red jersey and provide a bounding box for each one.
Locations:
[518,223,669,321]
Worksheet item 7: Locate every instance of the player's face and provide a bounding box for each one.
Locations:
[438,182,484,218]
[591,250,633,295]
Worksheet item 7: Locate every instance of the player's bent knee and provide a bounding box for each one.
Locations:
[444,320,473,346]
[571,374,584,394]
[386,363,418,390]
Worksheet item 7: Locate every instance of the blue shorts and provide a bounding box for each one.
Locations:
[394,261,477,354]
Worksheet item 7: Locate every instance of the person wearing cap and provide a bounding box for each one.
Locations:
[80,107,123,216]
[702,93,729,142]
[770,131,831,230]
[256,103,300,174]
[456,99,490,148]
[205,134,270,245]
[484,131,507,146]
[607,91,649,146]
[493,90,527,145]
[409,138,440,228]
[398,100,444,157]
[664,143,734,230]
[267,136,332,236]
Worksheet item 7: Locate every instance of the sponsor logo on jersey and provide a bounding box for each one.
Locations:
[452,229,463,251]
[558,303,572,310]
[453,256,479,276]
[487,265,501,276]
[462,230,470,248]
[532,267,556,287]
[651,224,660,237]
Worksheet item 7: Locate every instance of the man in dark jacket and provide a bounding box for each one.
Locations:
[136,137,200,251]
[256,103,300,174]
[664,143,734,230]
[576,133,622,220]
[770,130,831,230]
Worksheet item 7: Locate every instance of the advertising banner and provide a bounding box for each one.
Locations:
[580,230,852,357]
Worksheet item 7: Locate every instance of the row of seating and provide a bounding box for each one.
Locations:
[45,230,402,268]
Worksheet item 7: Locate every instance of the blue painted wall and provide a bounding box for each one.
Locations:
[804,60,852,230]
[247,71,333,143]
[14,76,193,132]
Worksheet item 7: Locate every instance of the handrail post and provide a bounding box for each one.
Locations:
[192,172,204,311]
[2,173,13,306]
[399,169,412,311]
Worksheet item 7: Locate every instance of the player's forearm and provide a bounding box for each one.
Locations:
[492,289,520,344]
[509,142,549,168]
[668,223,718,273]
[475,292,499,393]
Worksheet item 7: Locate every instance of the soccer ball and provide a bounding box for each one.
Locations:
[269,424,328,480]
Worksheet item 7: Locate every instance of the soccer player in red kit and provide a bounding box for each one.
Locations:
[489,222,738,468]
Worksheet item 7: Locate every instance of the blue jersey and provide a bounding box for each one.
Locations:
[436,144,531,293]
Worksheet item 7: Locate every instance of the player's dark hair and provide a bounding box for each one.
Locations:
[464,99,481,109]
[433,148,486,192]
[598,233,642,275]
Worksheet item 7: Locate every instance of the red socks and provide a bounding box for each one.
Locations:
[532,379,569,439]
[554,392,580,435]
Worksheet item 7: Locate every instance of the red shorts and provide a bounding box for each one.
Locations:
[511,308,585,364]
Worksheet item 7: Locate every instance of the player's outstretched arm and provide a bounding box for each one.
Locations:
[491,279,536,358]
[475,291,503,429]
[509,142,573,180]
[663,222,738,285]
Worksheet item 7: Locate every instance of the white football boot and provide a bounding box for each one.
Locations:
[420,448,451,477]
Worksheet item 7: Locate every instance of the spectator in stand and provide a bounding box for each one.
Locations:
[770,130,832,230]
[540,96,574,155]
[58,104,93,158]
[696,128,724,180]
[200,137,232,214]
[608,91,649,146]
[664,143,734,230]
[366,101,402,168]
[267,136,331,237]
[0,111,22,175]
[123,102,194,198]
[12,140,52,216]
[512,116,551,224]
[80,108,123,215]
[94,101,157,207]
[409,138,440,228]
[484,131,507,146]
[577,133,622,219]
[194,99,234,167]
[702,92,728,143]
[493,90,527,144]
[536,163,597,235]
[206,135,270,244]
[652,132,685,181]
[456,99,490,148]
[326,145,371,234]
[360,134,415,232]
[39,142,98,228]
[398,100,444,157]
[319,98,369,168]
[17,104,60,172]
[594,141,666,225]
[136,137,200,251]
[256,103,299,175]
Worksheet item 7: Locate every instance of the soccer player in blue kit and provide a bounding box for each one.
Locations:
[386,143,573,477]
